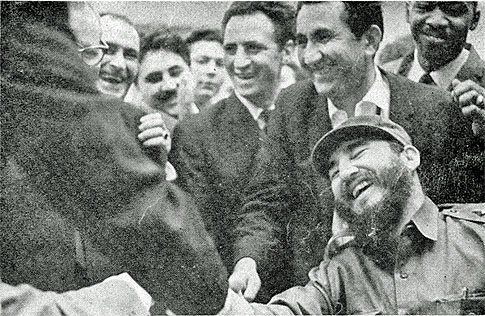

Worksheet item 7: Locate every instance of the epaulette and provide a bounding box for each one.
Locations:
[439,203,485,224]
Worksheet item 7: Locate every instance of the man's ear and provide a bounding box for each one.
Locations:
[470,10,480,31]
[401,145,420,171]
[363,25,382,56]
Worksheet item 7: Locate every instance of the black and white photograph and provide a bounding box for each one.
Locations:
[1,1,484,315]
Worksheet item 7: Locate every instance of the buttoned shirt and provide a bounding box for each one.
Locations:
[327,67,390,128]
[247,198,485,315]
[234,91,275,131]
[407,48,470,89]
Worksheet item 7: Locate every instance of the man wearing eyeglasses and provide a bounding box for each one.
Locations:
[1,2,228,315]
[96,13,140,99]
[70,2,109,68]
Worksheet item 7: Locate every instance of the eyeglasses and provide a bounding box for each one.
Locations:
[77,40,109,66]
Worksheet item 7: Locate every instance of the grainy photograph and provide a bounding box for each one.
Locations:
[1,1,484,315]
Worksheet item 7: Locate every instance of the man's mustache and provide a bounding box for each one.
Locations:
[154,90,177,103]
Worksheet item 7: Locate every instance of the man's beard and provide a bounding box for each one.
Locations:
[335,161,413,271]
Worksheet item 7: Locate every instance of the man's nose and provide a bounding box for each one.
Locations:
[160,77,178,91]
[303,42,323,67]
[234,48,251,69]
[426,7,449,27]
[206,59,218,76]
[338,159,359,181]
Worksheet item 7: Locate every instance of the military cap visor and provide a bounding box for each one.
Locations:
[311,115,413,177]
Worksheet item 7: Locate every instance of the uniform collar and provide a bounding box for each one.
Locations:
[409,196,438,241]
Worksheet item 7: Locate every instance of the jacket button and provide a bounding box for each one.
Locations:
[400,271,408,279]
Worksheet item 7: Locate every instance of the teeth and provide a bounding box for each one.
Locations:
[101,74,123,84]
[236,74,255,80]
[352,181,370,198]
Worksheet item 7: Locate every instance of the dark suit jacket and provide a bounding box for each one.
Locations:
[170,94,286,300]
[1,18,227,315]
[237,70,484,289]
[382,44,485,91]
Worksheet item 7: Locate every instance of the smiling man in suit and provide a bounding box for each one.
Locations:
[383,2,482,90]
[169,1,295,302]
[235,0,483,301]
[382,1,485,202]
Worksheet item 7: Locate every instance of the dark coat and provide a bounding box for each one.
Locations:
[237,70,484,289]
[382,44,485,91]
[170,94,284,300]
[0,19,227,315]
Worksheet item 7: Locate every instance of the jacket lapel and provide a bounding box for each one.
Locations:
[454,45,485,88]
[216,93,262,175]
[383,69,417,125]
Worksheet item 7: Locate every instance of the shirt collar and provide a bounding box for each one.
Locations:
[190,102,200,114]
[358,68,390,112]
[234,91,275,122]
[408,48,470,89]
[327,67,390,127]
[409,196,438,241]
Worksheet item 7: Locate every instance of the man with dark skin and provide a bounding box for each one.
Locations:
[383,1,485,179]
[234,1,483,300]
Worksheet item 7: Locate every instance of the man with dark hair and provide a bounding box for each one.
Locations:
[185,28,227,110]
[222,115,485,315]
[382,1,485,202]
[236,0,483,301]
[135,31,196,132]
[96,13,140,99]
[1,2,228,314]
[384,1,481,89]
[169,1,295,302]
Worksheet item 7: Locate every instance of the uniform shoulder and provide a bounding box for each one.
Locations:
[438,203,485,224]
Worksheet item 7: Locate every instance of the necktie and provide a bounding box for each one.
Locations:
[259,109,271,135]
[419,73,436,85]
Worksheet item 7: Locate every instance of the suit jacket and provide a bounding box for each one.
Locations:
[237,70,484,289]
[1,17,227,315]
[381,44,485,91]
[170,94,285,300]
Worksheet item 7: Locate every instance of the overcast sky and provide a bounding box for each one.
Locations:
[93,1,484,57]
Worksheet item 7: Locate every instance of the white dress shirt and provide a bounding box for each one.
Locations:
[407,48,469,89]
[234,91,275,131]
[327,67,390,128]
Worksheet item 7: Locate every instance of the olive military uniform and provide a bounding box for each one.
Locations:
[247,199,485,315]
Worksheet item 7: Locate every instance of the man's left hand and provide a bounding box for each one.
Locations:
[138,112,172,153]
[451,79,485,137]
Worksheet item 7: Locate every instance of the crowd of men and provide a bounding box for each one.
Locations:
[1,1,484,315]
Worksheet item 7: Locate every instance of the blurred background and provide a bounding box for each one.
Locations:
[92,1,484,62]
